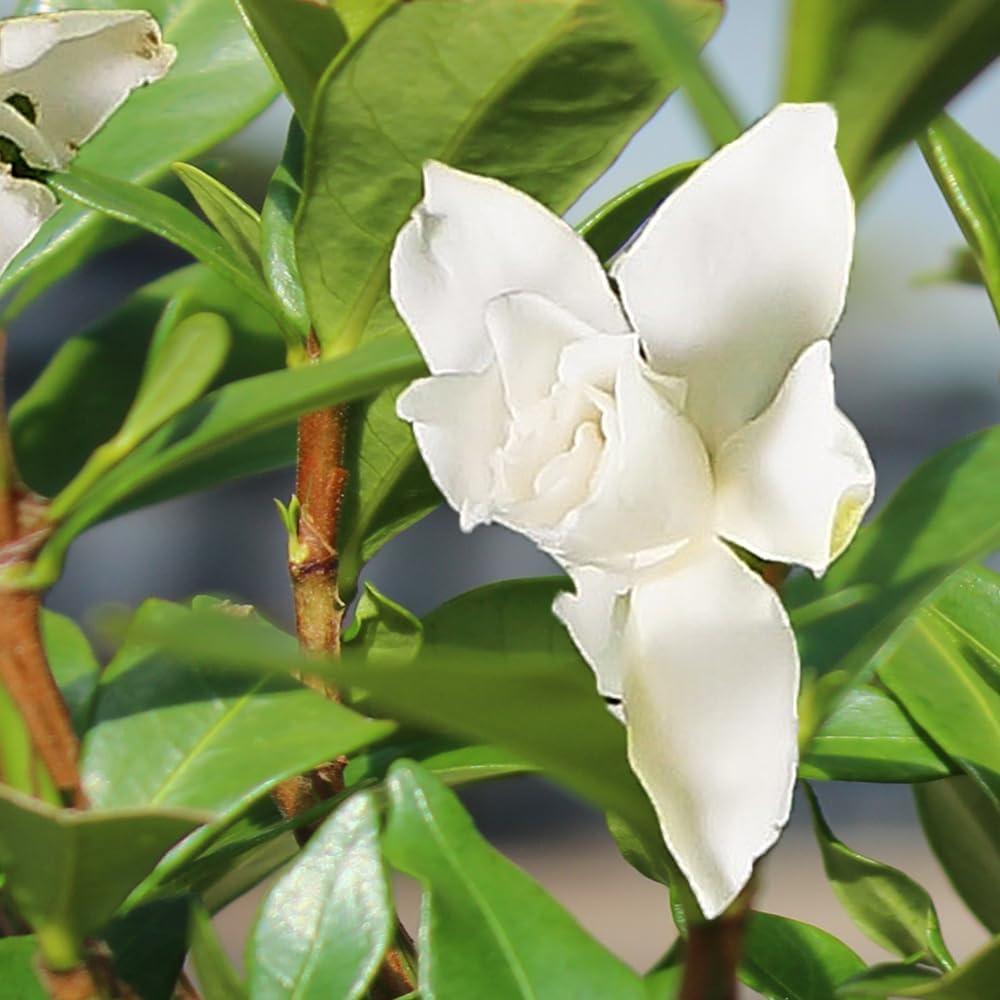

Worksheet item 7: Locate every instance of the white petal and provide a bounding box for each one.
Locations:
[554,347,712,570]
[552,566,630,701]
[714,341,875,575]
[390,161,628,374]
[623,540,799,918]
[0,165,56,277]
[612,104,854,450]
[396,366,508,531]
[0,12,176,169]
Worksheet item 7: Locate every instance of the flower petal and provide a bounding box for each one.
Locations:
[390,161,628,374]
[714,341,875,575]
[612,103,854,450]
[0,12,176,170]
[0,166,56,278]
[623,540,799,919]
[396,366,508,531]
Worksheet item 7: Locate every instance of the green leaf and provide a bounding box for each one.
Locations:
[620,0,741,147]
[915,777,1000,933]
[10,265,284,498]
[2,0,277,315]
[235,0,347,123]
[189,903,246,1000]
[837,962,942,998]
[799,685,955,783]
[0,938,46,1000]
[297,0,720,356]
[578,161,699,262]
[782,0,1000,192]
[788,427,1000,721]
[13,335,423,589]
[383,761,647,999]
[48,169,282,331]
[173,163,263,276]
[342,581,422,662]
[805,786,953,969]
[261,122,310,338]
[739,911,866,1000]
[0,785,204,968]
[878,566,1000,804]
[248,793,391,1000]
[920,115,1000,322]
[40,610,100,737]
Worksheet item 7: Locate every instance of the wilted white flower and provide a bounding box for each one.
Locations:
[392,104,875,918]
[0,10,176,275]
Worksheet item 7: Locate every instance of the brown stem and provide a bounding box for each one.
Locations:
[0,334,83,807]
[679,881,753,1000]
[39,944,139,1000]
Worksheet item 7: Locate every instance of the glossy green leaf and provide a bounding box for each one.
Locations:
[915,777,1000,933]
[788,427,1000,722]
[342,581,422,662]
[837,962,941,998]
[2,0,277,315]
[48,169,280,327]
[871,936,1000,998]
[620,0,741,147]
[40,610,100,737]
[739,911,866,1000]
[782,0,1000,191]
[878,566,1000,804]
[578,161,699,262]
[13,335,423,589]
[384,761,647,999]
[249,793,391,1000]
[261,122,310,338]
[189,903,246,1000]
[799,686,954,783]
[0,938,46,1000]
[235,0,347,122]
[10,265,284,498]
[173,163,263,275]
[921,115,1000,322]
[0,785,204,968]
[806,786,953,969]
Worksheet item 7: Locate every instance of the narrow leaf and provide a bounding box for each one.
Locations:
[189,903,246,1000]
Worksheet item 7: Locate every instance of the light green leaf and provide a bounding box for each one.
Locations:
[189,903,246,1000]
[915,777,1000,933]
[0,938,46,999]
[2,0,277,316]
[173,163,263,276]
[383,761,647,999]
[878,566,1000,804]
[837,962,942,998]
[40,610,100,737]
[739,911,866,1000]
[13,335,423,589]
[788,427,1000,722]
[235,0,347,123]
[48,169,281,329]
[921,115,1000,322]
[799,686,955,783]
[806,786,953,969]
[782,0,1000,192]
[578,161,699,262]
[10,265,284,498]
[342,581,422,663]
[0,785,204,968]
[876,936,1000,998]
[248,793,391,1000]
[330,0,395,36]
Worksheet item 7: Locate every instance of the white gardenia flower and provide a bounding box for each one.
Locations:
[0,10,176,275]
[392,103,875,919]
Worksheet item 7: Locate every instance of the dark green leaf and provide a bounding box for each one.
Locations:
[2,0,277,315]
[383,761,646,999]
[173,163,263,275]
[799,685,954,783]
[878,566,1000,804]
[739,911,866,1000]
[235,0,347,123]
[0,785,204,967]
[248,793,391,1000]
[190,902,246,1000]
[921,115,1000,322]
[578,161,699,262]
[782,0,1000,191]
[915,777,1000,933]
[0,938,46,999]
[806,786,953,969]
